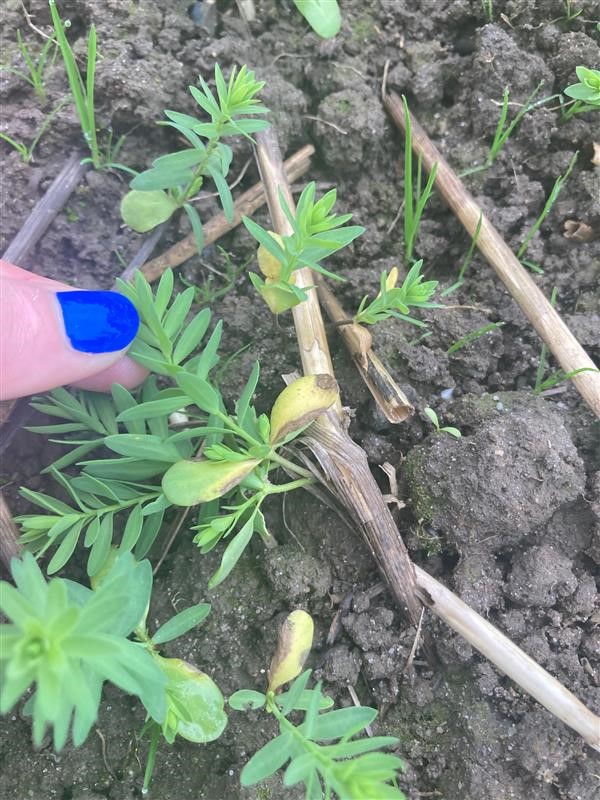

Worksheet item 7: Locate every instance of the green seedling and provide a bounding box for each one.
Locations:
[229,610,406,799]
[17,268,340,587]
[533,288,599,394]
[293,0,342,38]
[354,262,439,328]
[447,321,504,354]
[0,97,67,164]
[461,82,548,177]
[49,1,129,171]
[561,66,600,120]
[423,407,461,439]
[516,151,578,273]
[0,550,224,759]
[1,29,57,104]
[243,181,364,314]
[121,64,269,251]
[401,96,438,264]
[441,213,483,297]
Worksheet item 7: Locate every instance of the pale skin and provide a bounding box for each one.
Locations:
[0,260,147,400]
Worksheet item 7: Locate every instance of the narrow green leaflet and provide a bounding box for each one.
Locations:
[152,603,211,645]
[241,732,293,786]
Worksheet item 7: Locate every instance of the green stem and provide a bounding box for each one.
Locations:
[214,410,261,448]
[265,477,313,495]
[269,452,314,481]
[178,121,224,206]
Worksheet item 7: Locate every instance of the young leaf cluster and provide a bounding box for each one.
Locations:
[354,261,439,328]
[243,181,364,314]
[0,552,165,749]
[562,66,600,120]
[424,407,461,439]
[0,550,225,758]
[121,64,269,249]
[230,670,405,800]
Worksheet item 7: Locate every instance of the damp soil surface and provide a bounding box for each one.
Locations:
[1,1,600,799]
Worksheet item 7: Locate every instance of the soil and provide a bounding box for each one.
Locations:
[1,1,600,799]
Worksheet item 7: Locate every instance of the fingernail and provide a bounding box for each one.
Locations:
[56,291,140,353]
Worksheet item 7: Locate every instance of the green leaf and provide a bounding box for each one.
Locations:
[228,690,266,711]
[241,732,293,786]
[308,706,378,741]
[130,167,193,191]
[235,361,260,428]
[120,190,177,233]
[104,434,182,463]
[173,309,211,364]
[162,458,259,506]
[152,603,211,645]
[47,521,85,574]
[116,395,192,423]
[207,164,234,223]
[119,503,144,552]
[208,516,255,588]
[152,148,207,170]
[283,752,315,786]
[87,514,113,576]
[322,736,400,758]
[183,203,204,253]
[175,373,221,414]
[157,657,227,743]
[163,287,197,338]
[243,216,287,263]
[19,488,75,516]
[134,509,165,559]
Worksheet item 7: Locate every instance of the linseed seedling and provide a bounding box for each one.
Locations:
[401,95,438,264]
[561,66,600,121]
[230,610,406,799]
[423,407,461,439]
[121,64,269,251]
[243,181,363,314]
[354,261,439,328]
[1,29,57,104]
[516,151,578,273]
[0,550,224,759]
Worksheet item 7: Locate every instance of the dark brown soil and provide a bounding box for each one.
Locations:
[1,1,599,799]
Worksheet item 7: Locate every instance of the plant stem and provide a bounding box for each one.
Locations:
[269,452,314,481]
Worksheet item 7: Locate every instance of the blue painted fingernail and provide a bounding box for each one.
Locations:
[56,291,140,353]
